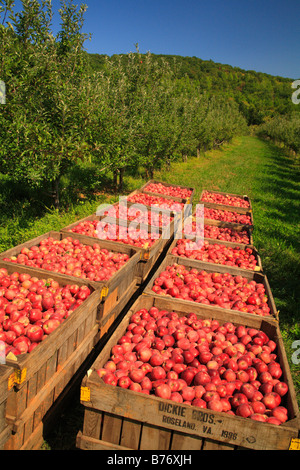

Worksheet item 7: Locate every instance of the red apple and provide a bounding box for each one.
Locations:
[42,318,61,335]
[273,381,288,397]
[236,403,253,418]
[181,386,196,401]
[262,392,281,410]
[26,325,44,343]
[250,395,265,410]
[12,336,30,354]
[117,376,132,389]
[171,392,184,403]
[129,368,145,383]
[271,406,288,423]
[29,309,43,323]
[207,399,223,412]
[140,376,153,391]
[155,383,172,399]
[150,366,166,381]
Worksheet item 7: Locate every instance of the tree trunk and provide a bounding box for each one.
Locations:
[119,167,125,191]
[197,146,201,158]
[113,170,119,193]
[52,177,60,210]
[146,167,154,179]
[182,151,187,162]
[165,158,171,171]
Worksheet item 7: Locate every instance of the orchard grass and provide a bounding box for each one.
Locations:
[0,135,299,449]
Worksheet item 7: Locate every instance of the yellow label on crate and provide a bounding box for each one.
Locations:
[289,438,300,450]
[14,368,27,385]
[8,372,15,390]
[100,286,109,300]
[80,386,91,402]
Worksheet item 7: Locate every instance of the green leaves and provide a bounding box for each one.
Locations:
[0,0,92,207]
[258,114,300,154]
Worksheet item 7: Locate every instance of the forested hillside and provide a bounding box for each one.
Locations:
[88,52,298,126]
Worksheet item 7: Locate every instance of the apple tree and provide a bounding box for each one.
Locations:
[0,0,93,209]
[87,53,140,192]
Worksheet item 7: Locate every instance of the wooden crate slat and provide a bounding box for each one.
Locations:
[139,422,172,450]
[82,408,103,440]
[76,431,132,450]
[170,431,203,450]
[119,417,142,449]
[101,412,123,445]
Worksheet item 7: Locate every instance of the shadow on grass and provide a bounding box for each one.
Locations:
[0,177,50,226]
[254,140,300,329]
[41,392,85,450]
[63,162,143,201]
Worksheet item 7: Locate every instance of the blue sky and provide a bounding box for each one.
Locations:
[11,0,300,78]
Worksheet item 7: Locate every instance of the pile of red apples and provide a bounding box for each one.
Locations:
[3,237,130,282]
[145,183,192,199]
[97,307,289,425]
[201,191,250,209]
[151,264,271,317]
[171,239,258,270]
[0,268,91,357]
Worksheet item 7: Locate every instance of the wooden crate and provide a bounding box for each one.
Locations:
[199,189,252,214]
[184,214,254,247]
[0,365,14,449]
[203,210,254,232]
[61,215,174,284]
[124,189,192,221]
[196,203,254,232]
[0,230,140,320]
[61,203,176,235]
[77,294,299,451]
[143,254,279,325]
[168,237,263,273]
[0,261,101,450]
[140,179,195,205]
[4,281,139,451]
[1,279,139,451]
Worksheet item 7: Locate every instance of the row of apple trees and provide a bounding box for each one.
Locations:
[257,113,300,154]
[0,0,248,209]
